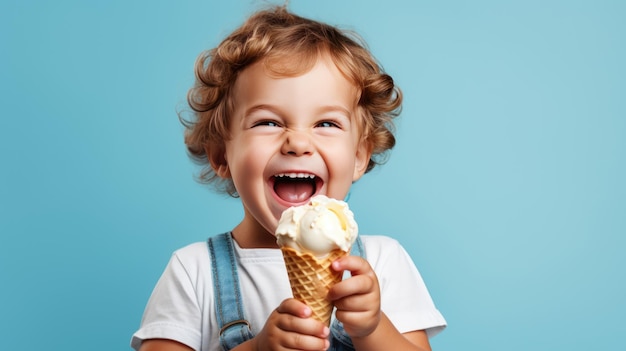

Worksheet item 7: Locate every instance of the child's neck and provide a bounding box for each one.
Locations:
[231,218,278,249]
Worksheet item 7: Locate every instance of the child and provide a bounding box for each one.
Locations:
[131,5,446,351]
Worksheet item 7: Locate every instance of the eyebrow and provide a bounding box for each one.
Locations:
[317,105,352,118]
[243,104,280,117]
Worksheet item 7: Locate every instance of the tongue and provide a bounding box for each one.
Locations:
[274,179,314,203]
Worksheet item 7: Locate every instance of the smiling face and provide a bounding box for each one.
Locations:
[212,54,370,247]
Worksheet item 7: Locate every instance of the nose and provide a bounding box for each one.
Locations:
[281,129,313,156]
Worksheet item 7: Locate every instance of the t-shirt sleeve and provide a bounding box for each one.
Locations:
[365,236,447,338]
[130,249,205,351]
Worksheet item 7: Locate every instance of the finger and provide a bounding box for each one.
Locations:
[276,298,312,318]
[328,273,377,301]
[333,288,377,311]
[275,299,331,338]
[282,331,330,351]
[332,255,370,276]
[276,314,330,337]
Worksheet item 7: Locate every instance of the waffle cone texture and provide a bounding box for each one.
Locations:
[281,246,347,326]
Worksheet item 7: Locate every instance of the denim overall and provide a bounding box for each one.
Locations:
[208,232,364,351]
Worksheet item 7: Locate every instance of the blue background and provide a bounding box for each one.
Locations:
[1,0,624,350]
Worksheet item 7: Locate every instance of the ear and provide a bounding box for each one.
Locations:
[352,140,371,182]
[206,144,231,178]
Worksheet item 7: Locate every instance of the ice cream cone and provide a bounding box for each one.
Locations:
[281,246,346,326]
[276,195,358,325]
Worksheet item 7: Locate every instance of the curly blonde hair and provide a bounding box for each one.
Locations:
[182,6,402,196]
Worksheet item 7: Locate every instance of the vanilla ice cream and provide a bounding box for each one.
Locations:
[276,195,358,257]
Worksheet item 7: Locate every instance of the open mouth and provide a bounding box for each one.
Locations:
[272,173,321,204]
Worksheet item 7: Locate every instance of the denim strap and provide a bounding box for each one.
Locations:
[208,232,254,351]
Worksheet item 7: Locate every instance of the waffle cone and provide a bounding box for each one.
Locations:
[281,246,347,326]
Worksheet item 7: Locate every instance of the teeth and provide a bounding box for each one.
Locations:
[275,173,316,179]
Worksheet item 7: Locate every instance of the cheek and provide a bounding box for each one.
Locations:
[228,142,270,176]
[325,151,358,193]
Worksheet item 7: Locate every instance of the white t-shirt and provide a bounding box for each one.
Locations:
[131,235,446,351]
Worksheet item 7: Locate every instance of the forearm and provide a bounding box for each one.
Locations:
[351,313,431,351]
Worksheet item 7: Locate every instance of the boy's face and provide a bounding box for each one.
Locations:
[213,55,370,242]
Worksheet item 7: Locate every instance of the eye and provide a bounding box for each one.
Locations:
[316,120,340,128]
[253,120,280,128]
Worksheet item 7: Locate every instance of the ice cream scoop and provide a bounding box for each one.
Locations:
[275,195,358,257]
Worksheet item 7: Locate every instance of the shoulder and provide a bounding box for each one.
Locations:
[170,241,209,265]
[172,241,209,258]
[162,241,211,282]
